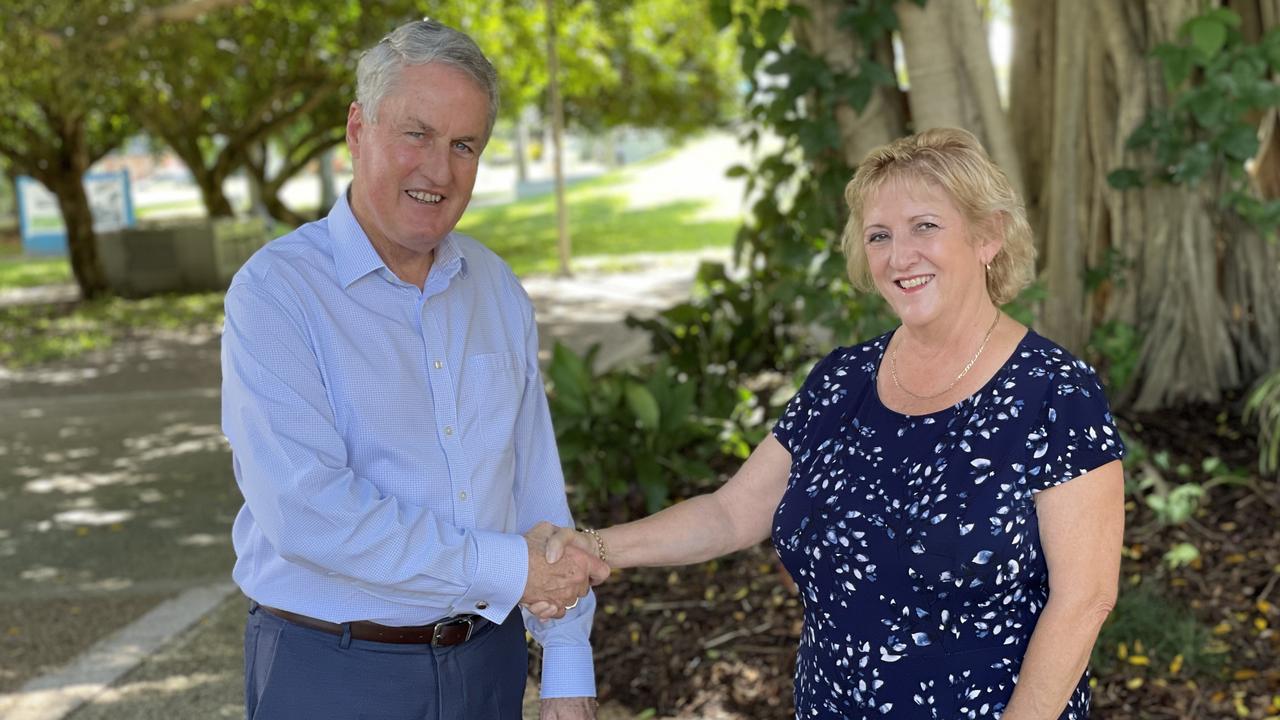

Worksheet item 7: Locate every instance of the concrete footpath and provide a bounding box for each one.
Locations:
[0,249,728,720]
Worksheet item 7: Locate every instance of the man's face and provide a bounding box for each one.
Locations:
[346,62,489,261]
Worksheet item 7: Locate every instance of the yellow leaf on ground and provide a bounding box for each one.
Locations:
[1169,654,1184,674]
[1117,642,1128,659]
[1234,669,1259,681]
[6,627,19,637]
[1258,599,1275,614]
[1125,677,1144,690]
[1226,553,1246,564]
[1256,617,1269,631]
[1128,655,1150,666]
[1214,622,1233,635]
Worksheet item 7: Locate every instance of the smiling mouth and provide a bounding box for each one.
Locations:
[406,190,443,205]
[895,275,934,290]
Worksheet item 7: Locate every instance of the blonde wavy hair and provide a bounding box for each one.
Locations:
[840,127,1035,305]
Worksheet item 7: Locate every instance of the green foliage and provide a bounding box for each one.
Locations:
[1113,7,1280,232]
[1092,584,1222,678]
[1243,368,1280,477]
[1086,320,1141,393]
[546,342,731,520]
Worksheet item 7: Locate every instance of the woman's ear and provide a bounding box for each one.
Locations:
[982,213,1006,265]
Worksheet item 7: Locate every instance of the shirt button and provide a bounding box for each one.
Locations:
[433,360,443,369]
[444,425,454,436]
[458,491,468,501]
[475,601,489,610]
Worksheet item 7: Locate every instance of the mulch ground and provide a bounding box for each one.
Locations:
[536,401,1280,719]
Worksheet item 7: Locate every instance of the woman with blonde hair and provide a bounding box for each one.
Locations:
[539,128,1124,719]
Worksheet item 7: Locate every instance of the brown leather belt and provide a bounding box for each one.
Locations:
[260,605,482,646]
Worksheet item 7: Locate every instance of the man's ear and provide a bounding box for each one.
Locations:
[346,102,365,160]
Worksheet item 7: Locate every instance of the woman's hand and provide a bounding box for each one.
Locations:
[525,526,604,621]
[545,527,597,564]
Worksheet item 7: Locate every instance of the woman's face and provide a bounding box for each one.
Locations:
[861,179,999,329]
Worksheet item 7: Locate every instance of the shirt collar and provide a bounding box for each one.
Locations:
[329,188,469,289]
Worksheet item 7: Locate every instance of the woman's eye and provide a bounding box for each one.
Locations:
[866,232,888,244]
[917,222,938,231]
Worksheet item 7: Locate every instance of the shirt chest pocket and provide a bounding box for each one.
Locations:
[459,352,526,456]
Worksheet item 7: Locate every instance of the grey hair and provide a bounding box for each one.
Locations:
[356,18,499,135]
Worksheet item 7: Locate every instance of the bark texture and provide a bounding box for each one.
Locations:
[1012,0,1280,409]
[897,0,1025,198]
[792,0,907,166]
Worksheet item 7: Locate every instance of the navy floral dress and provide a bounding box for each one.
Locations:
[772,329,1124,719]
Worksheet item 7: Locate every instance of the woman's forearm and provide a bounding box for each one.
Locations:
[1001,592,1114,719]
[598,492,748,569]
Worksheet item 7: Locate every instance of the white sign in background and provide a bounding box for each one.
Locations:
[18,172,135,252]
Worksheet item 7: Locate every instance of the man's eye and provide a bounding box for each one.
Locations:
[454,142,474,154]
[406,132,425,139]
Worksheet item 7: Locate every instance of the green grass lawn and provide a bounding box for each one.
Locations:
[458,172,737,276]
[0,255,73,289]
[0,292,225,368]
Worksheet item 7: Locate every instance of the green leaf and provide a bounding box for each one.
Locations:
[1219,123,1259,161]
[842,75,873,113]
[625,382,661,430]
[725,164,749,178]
[548,342,591,416]
[1163,542,1201,568]
[760,8,790,46]
[636,456,669,513]
[1107,168,1146,190]
[861,58,896,87]
[1153,44,1194,89]
[709,0,732,31]
[1188,17,1228,59]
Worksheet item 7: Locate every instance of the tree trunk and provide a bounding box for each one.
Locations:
[792,0,907,167]
[514,110,530,184]
[318,148,337,213]
[1011,0,1280,409]
[48,173,106,299]
[1009,0,1055,240]
[195,170,236,218]
[897,0,1025,198]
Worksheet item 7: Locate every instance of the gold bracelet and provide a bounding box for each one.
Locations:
[580,527,608,564]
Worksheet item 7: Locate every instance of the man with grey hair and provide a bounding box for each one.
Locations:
[221,18,605,720]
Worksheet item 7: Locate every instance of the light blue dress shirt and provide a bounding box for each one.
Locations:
[221,192,595,698]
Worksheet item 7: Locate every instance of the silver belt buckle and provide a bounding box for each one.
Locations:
[431,615,475,646]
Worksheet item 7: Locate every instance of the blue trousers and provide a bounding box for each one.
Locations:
[243,602,528,719]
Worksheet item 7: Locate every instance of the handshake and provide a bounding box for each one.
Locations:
[520,521,609,621]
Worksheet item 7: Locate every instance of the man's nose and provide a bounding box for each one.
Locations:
[417,143,453,186]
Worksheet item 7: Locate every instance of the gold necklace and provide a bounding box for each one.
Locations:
[889,310,1001,400]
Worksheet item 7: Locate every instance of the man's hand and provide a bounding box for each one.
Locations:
[522,522,609,620]
[541,696,597,720]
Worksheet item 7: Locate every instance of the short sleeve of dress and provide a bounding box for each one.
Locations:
[771,350,843,456]
[1027,360,1126,493]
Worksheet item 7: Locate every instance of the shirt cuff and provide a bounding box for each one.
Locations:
[539,645,597,698]
[456,528,527,625]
